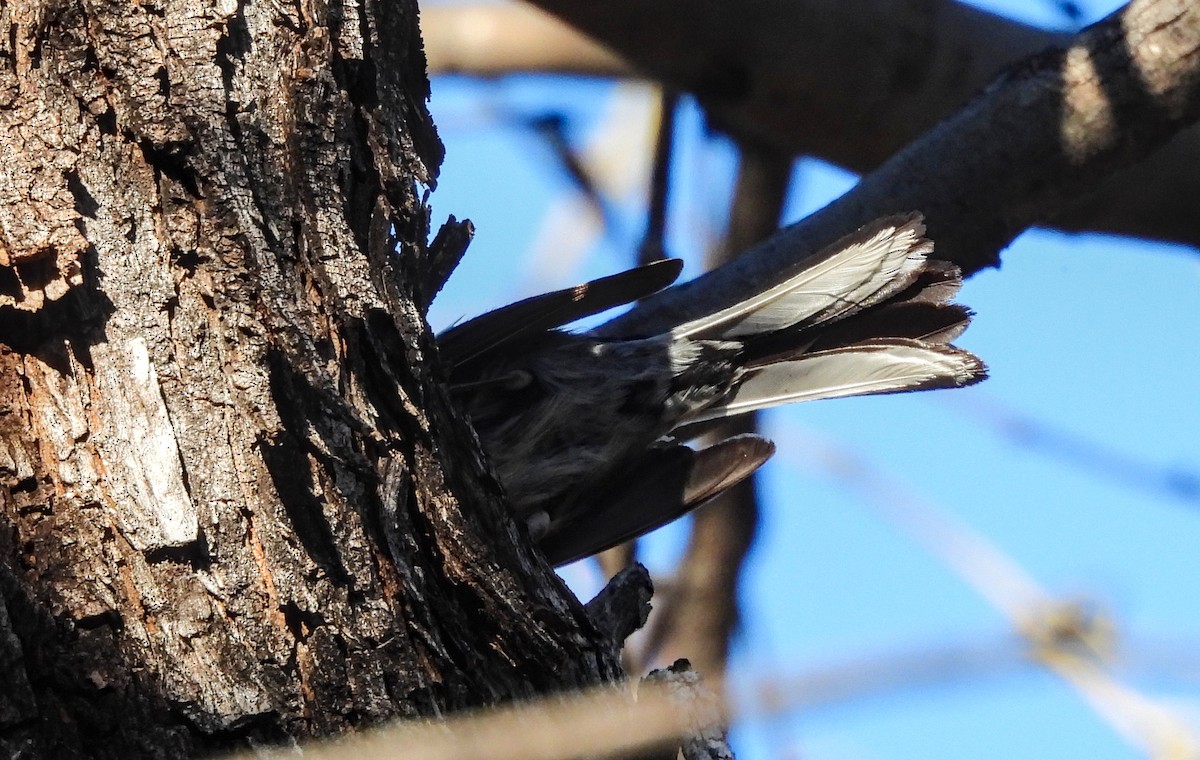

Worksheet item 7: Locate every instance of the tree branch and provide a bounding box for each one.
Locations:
[597,0,1200,338]
[427,0,1200,247]
[422,3,630,78]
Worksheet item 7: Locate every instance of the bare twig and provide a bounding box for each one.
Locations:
[945,395,1200,505]
[780,427,1200,757]
[231,633,1049,760]
[638,90,680,265]
[422,215,475,310]
[649,141,792,675]
[517,85,659,292]
[585,563,655,654]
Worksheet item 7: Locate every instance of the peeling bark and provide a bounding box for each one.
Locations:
[0,1,617,757]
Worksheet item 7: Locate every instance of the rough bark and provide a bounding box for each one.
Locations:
[0,1,617,757]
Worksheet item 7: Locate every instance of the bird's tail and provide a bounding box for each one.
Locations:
[675,214,986,426]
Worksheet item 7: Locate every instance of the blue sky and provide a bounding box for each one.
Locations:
[423,1,1200,756]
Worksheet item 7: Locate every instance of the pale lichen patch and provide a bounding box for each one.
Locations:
[93,336,200,550]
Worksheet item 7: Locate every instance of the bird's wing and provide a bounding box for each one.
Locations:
[438,258,684,372]
[538,434,775,567]
[672,214,930,341]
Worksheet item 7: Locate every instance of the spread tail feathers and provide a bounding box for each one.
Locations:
[672,214,932,340]
[675,214,987,425]
[684,340,985,425]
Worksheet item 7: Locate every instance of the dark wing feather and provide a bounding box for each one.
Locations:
[539,434,775,566]
[438,258,684,372]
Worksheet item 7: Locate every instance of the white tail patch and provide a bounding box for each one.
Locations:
[683,341,986,424]
[673,215,931,341]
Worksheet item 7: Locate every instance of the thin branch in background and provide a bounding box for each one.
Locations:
[638,90,680,265]
[226,601,1200,760]
[421,2,632,79]
[775,425,1200,756]
[517,84,659,293]
[526,111,617,236]
[595,533,639,584]
[946,394,1200,505]
[639,141,793,676]
[1050,0,1088,29]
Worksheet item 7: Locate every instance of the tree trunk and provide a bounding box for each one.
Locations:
[0,1,618,757]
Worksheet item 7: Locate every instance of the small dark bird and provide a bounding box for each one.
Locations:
[439,214,986,565]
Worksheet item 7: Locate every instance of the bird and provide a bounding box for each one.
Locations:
[437,214,986,566]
